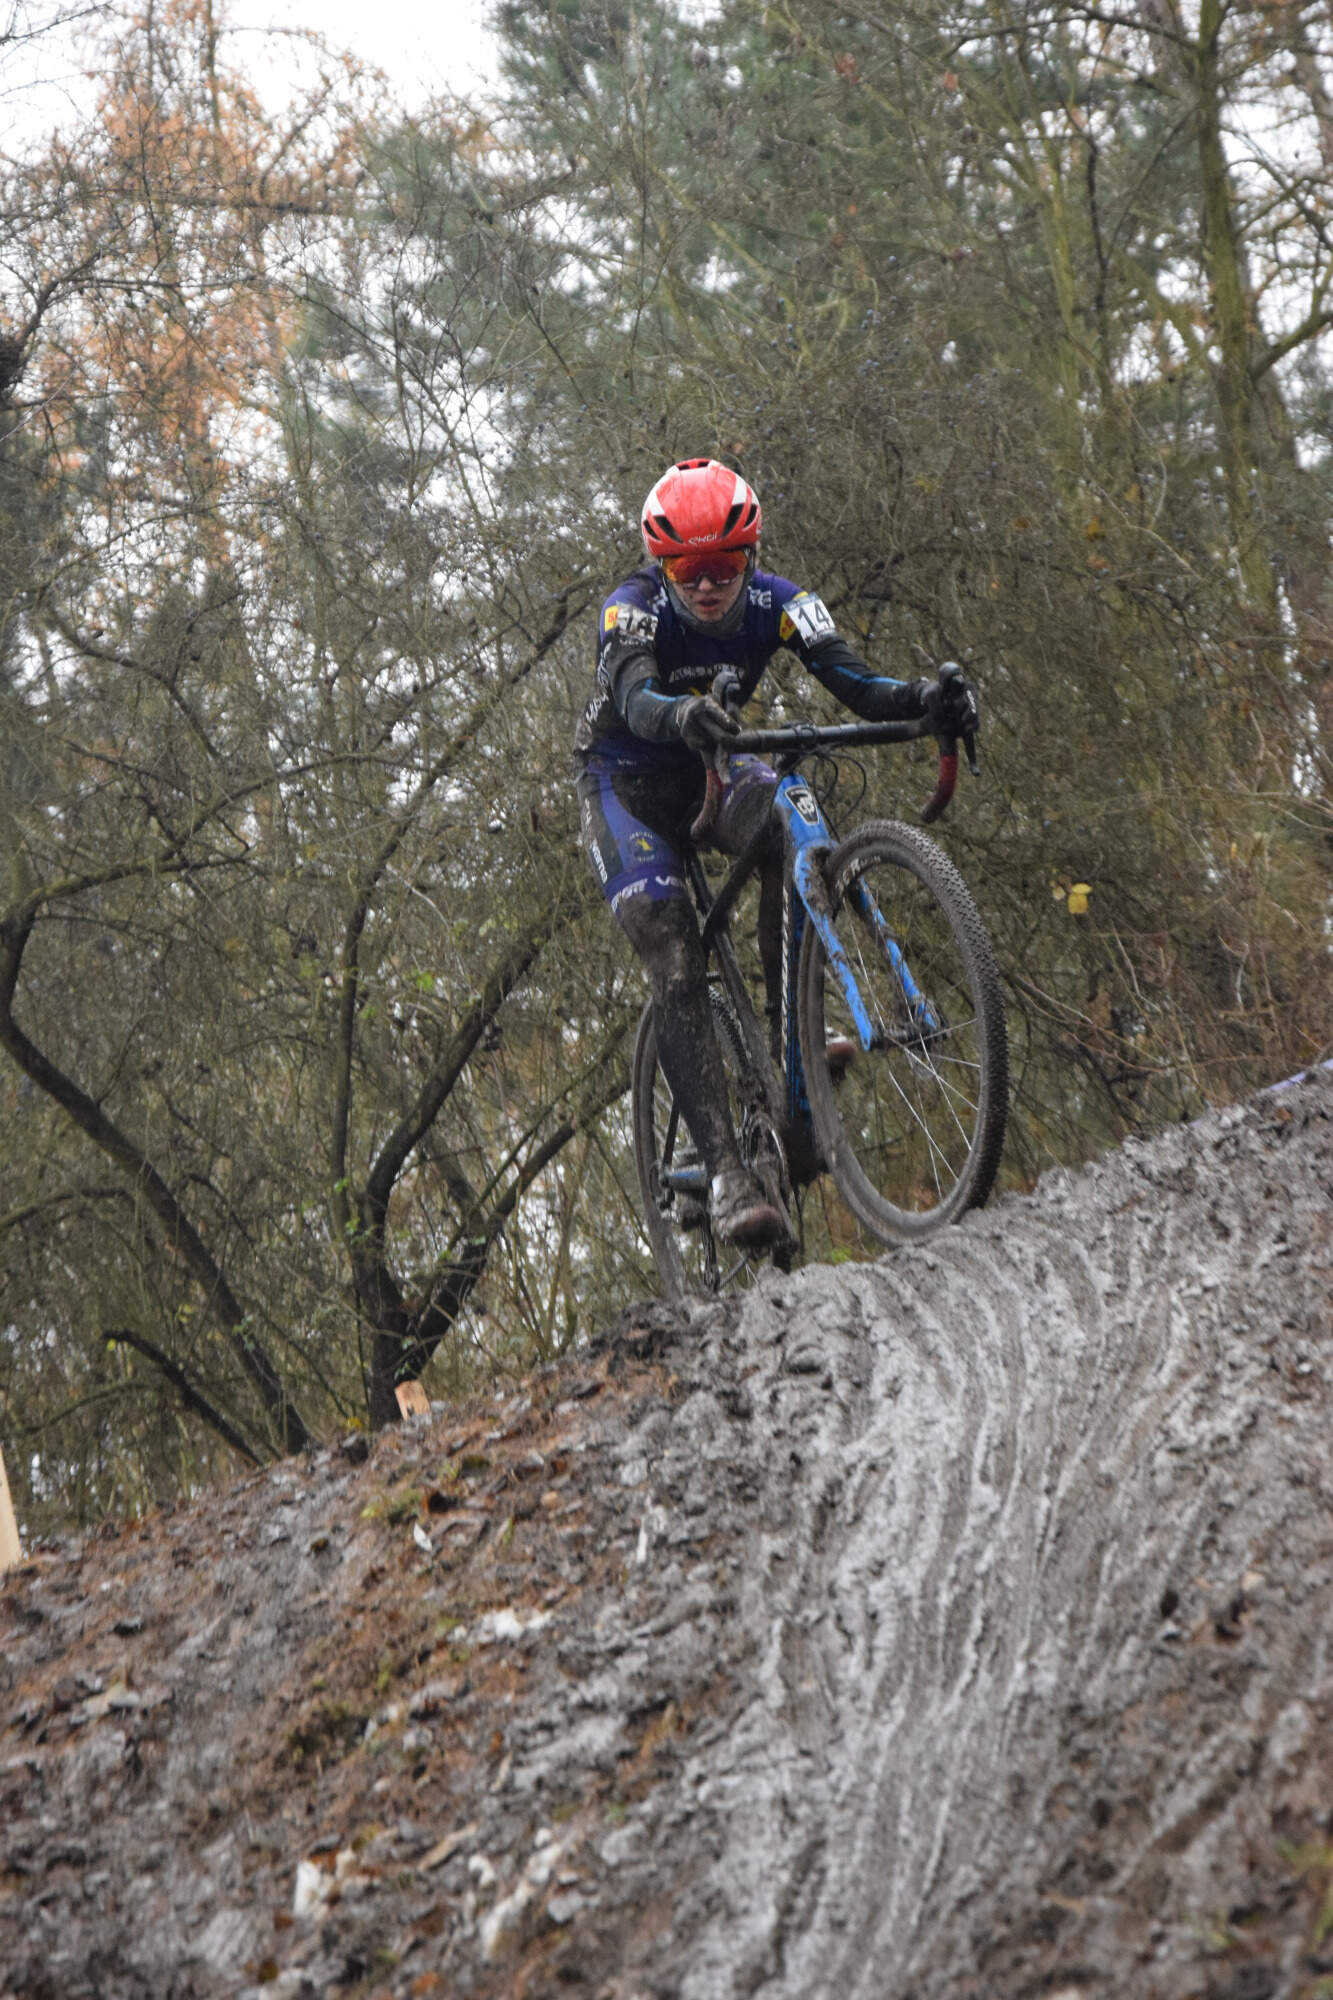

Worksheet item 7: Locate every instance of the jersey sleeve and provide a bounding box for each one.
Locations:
[773,579,924,723]
[598,591,683,741]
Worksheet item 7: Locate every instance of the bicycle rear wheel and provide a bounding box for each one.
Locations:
[631,990,791,1300]
[797,820,1007,1243]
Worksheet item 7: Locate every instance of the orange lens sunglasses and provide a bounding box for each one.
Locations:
[661,548,750,587]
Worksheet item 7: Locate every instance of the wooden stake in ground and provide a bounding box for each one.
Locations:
[394,1381,431,1420]
[0,1444,20,1574]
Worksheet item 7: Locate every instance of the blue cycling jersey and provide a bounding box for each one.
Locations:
[573,564,916,775]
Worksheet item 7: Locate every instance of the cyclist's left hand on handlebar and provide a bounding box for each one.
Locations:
[913,667,979,741]
[676,693,741,752]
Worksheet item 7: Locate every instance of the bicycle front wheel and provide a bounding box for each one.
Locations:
[797,820,1008,1244]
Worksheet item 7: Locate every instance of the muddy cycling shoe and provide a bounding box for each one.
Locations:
[709,1167,788,1250]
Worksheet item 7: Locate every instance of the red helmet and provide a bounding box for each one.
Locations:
[640,458,762,561]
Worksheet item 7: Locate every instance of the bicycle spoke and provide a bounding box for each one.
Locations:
[840,898,981,1181]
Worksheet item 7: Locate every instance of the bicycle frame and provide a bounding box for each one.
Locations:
[634,680,1002,1280]
[683,742,938,1170]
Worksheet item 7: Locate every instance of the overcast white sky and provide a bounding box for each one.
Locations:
[2,0,500,148]
[240,0,498,100]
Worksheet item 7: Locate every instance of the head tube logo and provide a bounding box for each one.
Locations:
[785,779,820,826]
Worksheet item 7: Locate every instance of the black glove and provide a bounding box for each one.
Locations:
[675,693,741,752]
[914,668,979,738]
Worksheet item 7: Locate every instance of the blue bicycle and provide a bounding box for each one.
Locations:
[630,666,1009,1296]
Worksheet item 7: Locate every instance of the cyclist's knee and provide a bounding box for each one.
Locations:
[717,759,779,854]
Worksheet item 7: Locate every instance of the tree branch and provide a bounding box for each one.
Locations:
[102,1330,266,1467]
[0,911,311,1453]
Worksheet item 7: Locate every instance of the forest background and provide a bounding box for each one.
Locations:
[2,0,1330,1529]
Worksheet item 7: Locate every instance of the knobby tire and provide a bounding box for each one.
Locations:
[797,820,1008,1243]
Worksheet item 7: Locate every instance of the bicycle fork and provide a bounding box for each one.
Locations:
[776,774,941,1059]
[775,773,878,1054]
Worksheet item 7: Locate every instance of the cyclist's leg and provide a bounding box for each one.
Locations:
[579,764,785,1245]
[578,765,738,1176]
[621,896,740,1178]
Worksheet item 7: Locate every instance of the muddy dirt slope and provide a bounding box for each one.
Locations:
[2,1071,1332,2000]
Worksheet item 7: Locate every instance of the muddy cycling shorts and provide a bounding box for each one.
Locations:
[576,755,777,924]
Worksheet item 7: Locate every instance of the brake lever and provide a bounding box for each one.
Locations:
[690,750,726,843]
[712,665,742,717]
[919,663,979,821]
[689,668,742,844]
[920,735,959,824]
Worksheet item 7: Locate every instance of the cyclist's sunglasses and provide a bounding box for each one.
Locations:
[661,548,750,588]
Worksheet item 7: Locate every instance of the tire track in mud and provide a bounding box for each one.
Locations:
[636,1076,1333,1999]
[2,1077,1329,2000]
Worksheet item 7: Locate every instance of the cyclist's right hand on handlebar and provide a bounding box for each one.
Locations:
[676,693,741,752]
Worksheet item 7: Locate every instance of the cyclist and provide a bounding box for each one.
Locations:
[575,458,979,1250]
